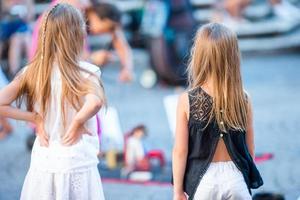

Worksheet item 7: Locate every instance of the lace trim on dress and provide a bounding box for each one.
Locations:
[188,87,213,122]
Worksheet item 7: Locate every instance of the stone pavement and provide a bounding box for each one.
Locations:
[0,50,300,200]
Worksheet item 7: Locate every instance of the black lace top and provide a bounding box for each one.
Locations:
[189,87,213,122]
[182,87,263,200]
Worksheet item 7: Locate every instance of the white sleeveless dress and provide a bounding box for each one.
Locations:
[20,61,105,200]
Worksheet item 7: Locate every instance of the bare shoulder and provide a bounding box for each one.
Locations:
[178,92,189,104]
[178,92,189,118]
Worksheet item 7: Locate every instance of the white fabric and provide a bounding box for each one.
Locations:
[20,61,105,200]
[98,107,124,152]
[21,166,104,200]
[126,137,145,167]
[163,94,178,137]
[193,161,251,200]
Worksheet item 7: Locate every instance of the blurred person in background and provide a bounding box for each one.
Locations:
[0,66,12,139]
[269,0,300,20]
[125,125,150,172]
[0,0,34,79]
[86,2,134,83]
[222,0,250,24]
[141,0,196,86]
[124,125,165,175]
[219,0,300,27]
[31,1,133,82]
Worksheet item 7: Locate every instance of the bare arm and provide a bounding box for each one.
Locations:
[112,28,134,82]
[0,77,35,123]
[0,76,49,146]
[73,93,102,125]
[62,73,103,145]
[246,97,255,159]
[172,93,189,200]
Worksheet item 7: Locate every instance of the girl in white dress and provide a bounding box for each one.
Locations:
[0,3,106,199]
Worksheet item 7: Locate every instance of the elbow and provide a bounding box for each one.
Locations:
[93,99,102,111]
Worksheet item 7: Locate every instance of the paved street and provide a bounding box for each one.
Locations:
[0,49,300,200]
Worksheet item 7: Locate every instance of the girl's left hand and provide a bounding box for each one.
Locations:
[34,113,49,147]
[62,121,92,146]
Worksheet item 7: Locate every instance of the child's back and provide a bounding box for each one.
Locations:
[30,61,101,172]
[0,4,106,199]
[172,23,263,200]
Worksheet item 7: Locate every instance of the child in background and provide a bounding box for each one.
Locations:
[125,125,165,173]
[125,125,149,171]
[0,4,106,199]
[172,23,263,200]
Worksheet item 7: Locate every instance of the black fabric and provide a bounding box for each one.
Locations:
[183,87,263,200]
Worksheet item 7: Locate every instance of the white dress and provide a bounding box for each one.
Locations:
[20,61,105,200]
[126,137,145,167]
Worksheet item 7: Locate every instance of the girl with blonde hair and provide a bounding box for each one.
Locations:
[0,4,105,199]
[172,23,263,200]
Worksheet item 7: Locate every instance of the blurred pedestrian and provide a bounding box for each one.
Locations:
[0,66,12,139]
[172,23,263,200]
[211,0,251,29]
[124,125,165,175]
[270,0,300,21]
[0,4,106,199]
[223,0,250,21]
[86,2,134,82]
[125,125,150,172]
[0,0,33,78]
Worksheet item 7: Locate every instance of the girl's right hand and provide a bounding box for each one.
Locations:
[34,113,49,147]
[173,191,188,200]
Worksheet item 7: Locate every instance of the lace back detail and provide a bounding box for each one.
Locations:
[188,87,213,122]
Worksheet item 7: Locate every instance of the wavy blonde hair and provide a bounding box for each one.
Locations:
[16,3,105,126]
[188,23,248,132]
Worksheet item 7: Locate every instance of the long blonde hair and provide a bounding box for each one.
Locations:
[16,3,105,126]
[188,23,248,132]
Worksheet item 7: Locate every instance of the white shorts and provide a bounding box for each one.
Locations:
[193,161,251,200]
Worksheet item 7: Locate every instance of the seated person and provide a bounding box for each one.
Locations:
[0,0,33,78]
[86,2,133,82]
[125,125,165,173]
[125,125,149,171]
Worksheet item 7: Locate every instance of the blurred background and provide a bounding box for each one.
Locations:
[0,0,300,199]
